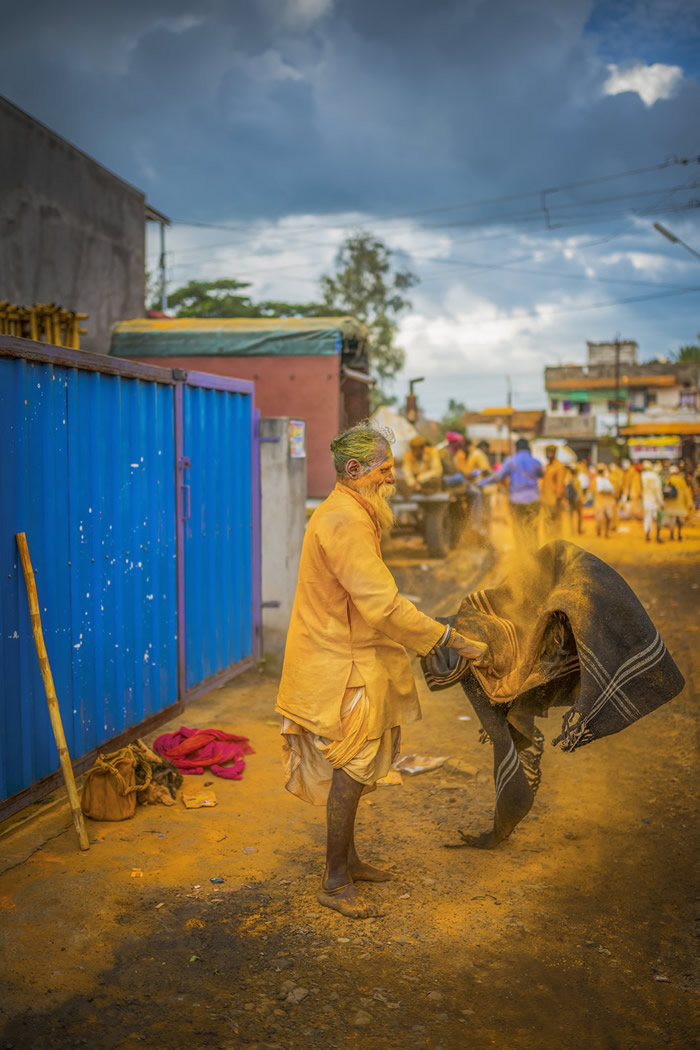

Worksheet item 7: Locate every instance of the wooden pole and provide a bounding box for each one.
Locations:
[15,533,90,851]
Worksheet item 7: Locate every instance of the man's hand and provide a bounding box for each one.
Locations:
[448,631,491,667]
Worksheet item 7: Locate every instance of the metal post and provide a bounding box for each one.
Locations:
[251,408,263,662]
[506,374,513,454]
[173,382,187,699]
[159,222,167,314]
[614,334,621,442]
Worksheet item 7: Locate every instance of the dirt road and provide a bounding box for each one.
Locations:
[1,516,698,1049]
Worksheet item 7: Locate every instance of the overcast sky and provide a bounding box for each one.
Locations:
[3,0,700,416]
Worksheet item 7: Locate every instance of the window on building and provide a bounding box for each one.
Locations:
[647,391,657,405]
[607,399,625,412]
[562,400,572,412]
[577,402,591,415]
[550,398,559,411]
[680,390,697,409]
[629,390,646,412]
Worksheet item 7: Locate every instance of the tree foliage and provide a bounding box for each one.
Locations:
[439,398,468,436]
[671,344,700,363]
[165,278,326,319]
[320,233,418,385]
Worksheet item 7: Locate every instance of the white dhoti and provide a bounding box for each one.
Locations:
[281,687,401,805]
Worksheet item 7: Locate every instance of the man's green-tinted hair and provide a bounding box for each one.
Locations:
[330,420,395,476]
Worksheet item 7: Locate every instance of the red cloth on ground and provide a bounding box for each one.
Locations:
[153,726,255,779]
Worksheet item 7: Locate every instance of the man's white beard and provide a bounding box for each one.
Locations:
[348,479,396,532]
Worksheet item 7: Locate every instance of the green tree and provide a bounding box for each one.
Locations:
[439,398,468,437]
[320,233,418,389]
[166,278,326,319]
[670,344,700,363]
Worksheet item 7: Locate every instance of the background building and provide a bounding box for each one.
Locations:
[461,407,544,458]
[111,316,372,498]
[0,96,166,355]
[543,340,699,463]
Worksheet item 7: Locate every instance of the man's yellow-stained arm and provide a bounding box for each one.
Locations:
[320,515,444,656]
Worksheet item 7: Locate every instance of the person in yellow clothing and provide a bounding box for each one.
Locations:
[593,464,616,538]
[402,435,443,492]
[662,464,693,541]
[464,440,491,478]
[276,423,489,919]
[540,444,567,539]
[622,458,642,520]
[564,463,584,536]
[608,461,624,531]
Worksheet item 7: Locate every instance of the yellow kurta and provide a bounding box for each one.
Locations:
[540,459,567,505]
[276,484,445,741]
[402,446,443,486]
[664,474,693,517]
[464,448,490,476]
[623,465,642,500]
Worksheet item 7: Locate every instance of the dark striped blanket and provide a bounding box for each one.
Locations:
[420,540,685,848]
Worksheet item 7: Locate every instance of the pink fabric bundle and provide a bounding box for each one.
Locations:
[153,726,255,780]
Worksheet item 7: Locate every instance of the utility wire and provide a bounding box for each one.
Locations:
[399,285,700,334]
[160,182,700,262]
[169,154,700,236]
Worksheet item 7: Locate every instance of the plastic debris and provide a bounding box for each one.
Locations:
[653,974,670,982]
[210,877,225,884]
[641,818,651,823]
[376,770,403,787]
[458,715,471,721]
[393,754,450,775]
[242,846,257,854]
[131,868,143,878]
[155,902,165,909]
[182,790,217,809]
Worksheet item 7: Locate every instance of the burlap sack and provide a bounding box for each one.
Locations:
[80,747,143,821]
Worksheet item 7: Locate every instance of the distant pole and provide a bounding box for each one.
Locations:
[506,374,513,454]
[614,335,621,443]
[159,222,167,314]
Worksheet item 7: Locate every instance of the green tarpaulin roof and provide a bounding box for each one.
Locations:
[110,317,367,358]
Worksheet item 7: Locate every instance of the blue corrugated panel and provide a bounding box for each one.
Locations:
[183,385,253,689]
[0,359,178,802]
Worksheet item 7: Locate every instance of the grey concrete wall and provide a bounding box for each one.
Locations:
[0,97,145,355]
[260,417,307,671]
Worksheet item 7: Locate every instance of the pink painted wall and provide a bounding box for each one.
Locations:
[132,355,341,498]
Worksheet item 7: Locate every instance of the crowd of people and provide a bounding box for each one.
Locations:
[398,431,699,551]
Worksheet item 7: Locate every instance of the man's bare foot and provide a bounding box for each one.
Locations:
[348,860,394,883]
[317,882,384,919]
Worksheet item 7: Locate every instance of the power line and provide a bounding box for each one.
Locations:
[398,285,700,334]
[158,181,700,262]
[168,154,700,237]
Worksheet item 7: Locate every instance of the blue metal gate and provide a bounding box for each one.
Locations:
[0,339,261,815]
[176,372,260,697]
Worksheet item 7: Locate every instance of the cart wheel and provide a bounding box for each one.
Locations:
[424,505,449,558]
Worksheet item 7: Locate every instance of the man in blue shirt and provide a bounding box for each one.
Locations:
[477,437,543,551]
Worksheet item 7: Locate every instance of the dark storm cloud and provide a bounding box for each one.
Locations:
[2,0,699,222]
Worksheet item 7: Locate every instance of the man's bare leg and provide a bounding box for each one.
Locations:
[348,829,394,883]
[318,768,384,918]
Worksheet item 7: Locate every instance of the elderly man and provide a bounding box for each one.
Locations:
[276,423,488,919]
